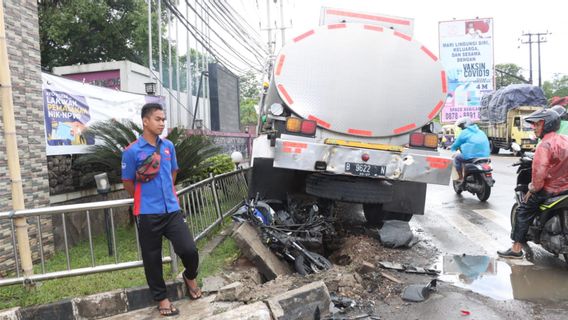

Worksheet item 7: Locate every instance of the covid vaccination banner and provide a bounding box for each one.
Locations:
[438,18,494,123]
[42,73,164,156]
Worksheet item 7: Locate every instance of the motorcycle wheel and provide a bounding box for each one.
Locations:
[510,203,519,228]
[294,252,332,276]
[452,180,463,195]
[477,180,491,201]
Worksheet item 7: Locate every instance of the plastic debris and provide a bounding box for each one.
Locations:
[401,279,437,302]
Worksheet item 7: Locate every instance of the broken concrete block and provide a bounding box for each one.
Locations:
[202,276,229,293]
[0,308,19,320]
[206,301,272,320]
[266,280,331,320]
[73,290,128,319]
[232,222,292,280]
[215,282,244,301]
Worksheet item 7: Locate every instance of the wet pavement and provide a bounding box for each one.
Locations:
[413,149,568,313]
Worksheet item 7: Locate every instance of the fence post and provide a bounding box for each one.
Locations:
[210,173,223,224]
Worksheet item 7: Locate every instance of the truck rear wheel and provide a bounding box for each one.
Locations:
[363,204,412,226]
[306,174,393,204]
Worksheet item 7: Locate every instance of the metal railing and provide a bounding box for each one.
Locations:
[0,168,249,287]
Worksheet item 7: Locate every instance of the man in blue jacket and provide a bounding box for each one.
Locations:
[451,117,490,184]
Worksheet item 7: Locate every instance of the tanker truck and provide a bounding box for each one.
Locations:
[248,8,453,224]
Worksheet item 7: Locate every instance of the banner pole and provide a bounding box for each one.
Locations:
[0,0,34,279]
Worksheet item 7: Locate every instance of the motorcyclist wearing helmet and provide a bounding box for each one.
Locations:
[450,117,490,184]
[498,109,568,258]
[550,105,568,136]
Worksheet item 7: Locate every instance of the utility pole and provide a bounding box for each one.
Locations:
[0,0,34,279]
[520,32,549,87]
[266,0,273,54]
[279,0,286,46]
[520,33,533,85]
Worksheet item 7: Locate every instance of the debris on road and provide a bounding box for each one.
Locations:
[377,220,416,248]
[401,279,437,302]
[379,272,402,284]
[378,261,440,276]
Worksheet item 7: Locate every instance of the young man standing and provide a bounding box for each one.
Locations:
[122,103,202,316]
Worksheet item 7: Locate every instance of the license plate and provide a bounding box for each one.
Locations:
[345,162,386,177]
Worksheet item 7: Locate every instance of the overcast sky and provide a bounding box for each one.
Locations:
[233,0,567,83]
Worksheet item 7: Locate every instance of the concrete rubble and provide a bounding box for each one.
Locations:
[232,222,293,280]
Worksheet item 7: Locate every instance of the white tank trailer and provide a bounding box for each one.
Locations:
[249,8,452,223]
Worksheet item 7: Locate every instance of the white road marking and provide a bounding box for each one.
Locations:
[473,209,511,231]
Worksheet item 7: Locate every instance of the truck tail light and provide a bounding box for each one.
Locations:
[286,118,317,136]
[409,132,438,149]
[423,133,439,148]
[286,118,302,132]
[409,132,425,147]
[301,120,317,135]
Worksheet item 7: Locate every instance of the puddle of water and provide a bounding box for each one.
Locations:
[438,254,568,302]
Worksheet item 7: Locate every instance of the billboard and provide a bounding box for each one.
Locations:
[42,73,163,156]
[439,18,494,123]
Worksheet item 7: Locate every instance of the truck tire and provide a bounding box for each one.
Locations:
[363,204,386,226]
[305,174,393,204]
[363,204,412,226]
[490,140,499,154]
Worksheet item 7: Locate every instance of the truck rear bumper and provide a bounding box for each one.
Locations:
[273,138,453,185]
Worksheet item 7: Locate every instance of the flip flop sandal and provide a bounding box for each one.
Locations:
[183,273,202,300]
[157,304,180,317]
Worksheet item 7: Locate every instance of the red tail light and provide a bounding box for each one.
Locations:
[482,163,492,170]
[301,120,317,135]
[409,132,425,147]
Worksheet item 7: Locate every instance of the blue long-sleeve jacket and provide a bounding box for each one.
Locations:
[450,124,490,160]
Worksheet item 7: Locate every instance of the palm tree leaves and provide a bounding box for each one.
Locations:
[74,119,220,185]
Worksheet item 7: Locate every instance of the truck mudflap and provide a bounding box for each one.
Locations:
[273,139,453,185]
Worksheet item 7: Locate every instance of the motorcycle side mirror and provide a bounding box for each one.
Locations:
[511,143,521,152]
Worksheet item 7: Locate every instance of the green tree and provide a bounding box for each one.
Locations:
[239,70,260,127]
[38,0,164,70]
[542,74,568,101]
[74,119,221,185]
[495,63,528,89]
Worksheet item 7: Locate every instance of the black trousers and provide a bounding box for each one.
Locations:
[511,191,548,243]
[137,211,198,301]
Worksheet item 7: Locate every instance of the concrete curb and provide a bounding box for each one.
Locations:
[4,281,184,320]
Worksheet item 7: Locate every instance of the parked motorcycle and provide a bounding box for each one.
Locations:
[452,157,495,201]
[510,144,568,264]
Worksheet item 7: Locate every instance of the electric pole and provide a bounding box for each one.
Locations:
[520,32,549,87]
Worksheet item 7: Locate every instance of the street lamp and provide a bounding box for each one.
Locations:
[144,82,157,95]
[94,173,113,256]
[231,151,243,170]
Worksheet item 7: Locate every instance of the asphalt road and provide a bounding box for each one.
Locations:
[411,149,568,307]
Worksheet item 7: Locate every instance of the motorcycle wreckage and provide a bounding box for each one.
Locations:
[233,195,334,275]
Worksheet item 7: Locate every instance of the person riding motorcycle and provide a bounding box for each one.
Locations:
[551,105,568,136]
[498,109,568,258]
[450,117,490,184]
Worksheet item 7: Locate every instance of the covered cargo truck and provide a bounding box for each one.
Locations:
[478,84,545,153]
[249,8,452,223]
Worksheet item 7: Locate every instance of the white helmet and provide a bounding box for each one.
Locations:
[455,117,473,129]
